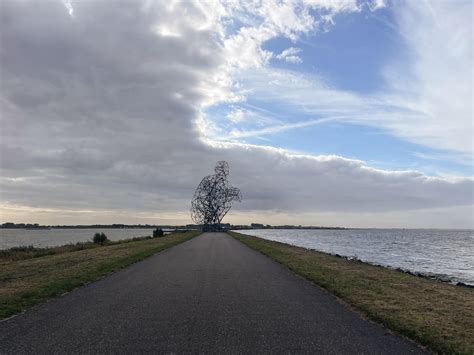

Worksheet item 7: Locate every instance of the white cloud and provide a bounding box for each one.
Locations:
[154,25,182,38]
[227,108,246,123]
[220,0,362,71]
[383,0,473,154]
[368,0,385,12]
[206,0,473,159]
[0,0,472,227]
[276,47,303,64]
[62,0,74,17]
[224,116,339,140]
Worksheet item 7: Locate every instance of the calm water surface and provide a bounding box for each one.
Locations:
[0,228,155,249]
[236,229,474,285]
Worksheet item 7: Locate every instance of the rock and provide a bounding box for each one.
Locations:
[456,282,474,288]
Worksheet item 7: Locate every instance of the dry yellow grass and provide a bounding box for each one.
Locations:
[229,231,474,354]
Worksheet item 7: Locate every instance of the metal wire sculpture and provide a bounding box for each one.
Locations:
[191,161,242,230]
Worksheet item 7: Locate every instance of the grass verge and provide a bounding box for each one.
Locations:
[0,233,181,261]
[228,231,474,354]
[0,231,200,320]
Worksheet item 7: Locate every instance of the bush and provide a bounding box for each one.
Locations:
[153,228,164,238]
[93,232,108,244]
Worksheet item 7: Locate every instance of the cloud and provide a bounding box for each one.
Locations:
[223,116,339,140]
[226,108,246,123]
[276,47,303,64]
[382,0,473,155]
[61,0,74,17]
[206,0,473,158]
[0,0,472,227]
[368,0,386,11]
[220,0,360,71]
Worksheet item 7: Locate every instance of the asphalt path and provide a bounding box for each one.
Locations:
[0,232,425,354]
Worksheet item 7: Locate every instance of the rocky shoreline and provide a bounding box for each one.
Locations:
[327,252,474,288]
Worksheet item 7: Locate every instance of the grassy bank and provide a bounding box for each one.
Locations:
[0,231,200,320]
[228,231,474,354]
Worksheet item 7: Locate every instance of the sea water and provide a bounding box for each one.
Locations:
[0,228,156,249]
[235,229,474,286]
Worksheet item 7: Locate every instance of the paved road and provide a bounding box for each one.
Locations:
[0,233,425,354]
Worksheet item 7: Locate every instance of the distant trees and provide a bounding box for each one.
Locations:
[191,161,241,231]
[1,222,43,229]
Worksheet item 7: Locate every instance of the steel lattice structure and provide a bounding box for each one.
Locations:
[191,161,241,229]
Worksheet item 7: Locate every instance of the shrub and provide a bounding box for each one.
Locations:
[93,232,108,244]
[153,228,164,238]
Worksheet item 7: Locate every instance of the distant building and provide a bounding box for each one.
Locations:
[251,223,264,229]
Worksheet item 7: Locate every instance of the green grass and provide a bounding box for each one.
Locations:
[0,231,200,319]
[228,231,474,354]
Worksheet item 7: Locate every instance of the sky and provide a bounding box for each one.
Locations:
[0,0,473,228]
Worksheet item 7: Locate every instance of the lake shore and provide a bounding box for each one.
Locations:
[0,231,200,320]
[299,250,473,288]
[234,228,474,287]
[228,231,474,354]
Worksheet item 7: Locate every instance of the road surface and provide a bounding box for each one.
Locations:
[0,232,425,354]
